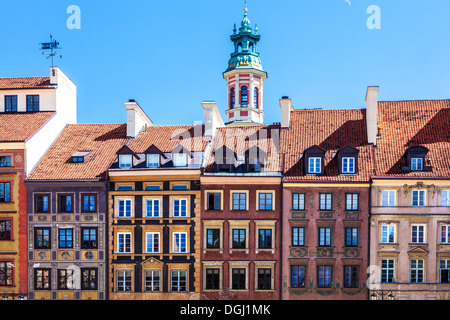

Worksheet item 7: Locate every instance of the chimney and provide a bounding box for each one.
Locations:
[124,99,154,138]
[365,86,379,146]
[280,96,293,128]
[202,101,224,137]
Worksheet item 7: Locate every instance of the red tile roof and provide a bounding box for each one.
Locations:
[0,112,55,142]
[0,77,51,90]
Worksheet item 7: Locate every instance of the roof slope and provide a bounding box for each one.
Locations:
[0,77,51,90]
[0,112,55,142]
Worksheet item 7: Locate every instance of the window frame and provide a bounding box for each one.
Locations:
[411,190,426,207]
[26,95,39,112]
[345,193,359,211]
[146,154,160,168]
[58,228,74,249]
[291,226,305,246]
[117,232,132,253]
[319,193,332,211]
[411,157,423,171]
[411,224,426,244]
[145,232,160,254]
[381,224,396,244]
[81,268,98,290]
[172,232,187,253]
[381,259,395,283]
[116,269,133,292]
[344,227,359,247]
[342,157,355,174]
[0,155,12,167]
[290,265,306,288]
[381,190,396,207]
[34,227,51,249]
[0,219,12,241]
[410,259,424,283]
[81,227,98,249]
[0,182,11,203]
[34,268,51,290]
[292,193,306,211]
[81,193,97,213]
[57,193,74,213]
[318,227,332,247]
[308,157,322,174]
[343,265,359,288]
[317,265,333,288]
[34,193,51,213]
[118,154,132,169]
[4,95,17,112]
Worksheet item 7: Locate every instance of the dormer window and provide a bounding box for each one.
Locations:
[403,146,431,173]
[71,156,84,163]
[119,155,132,168]
[173,153,187,167]
[218,157,234,172]
[146,154,160,168]
[70,151,91,164]
[337,146,359,175]
[4,96,17,112]
[308,157,321,174]
[411,158,423,171]
[342,157,355,174]
[304,146,325,175]
[245,147,267,173]
[248,158,261,172]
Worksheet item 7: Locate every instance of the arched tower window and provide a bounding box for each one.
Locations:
[230,88,235,109]
[254,87,259,108]
[240,86,248,107]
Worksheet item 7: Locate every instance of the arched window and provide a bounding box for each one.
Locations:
[249,42,254,53]
[230,88,235,109]
[240,86,248,107]
[254,87,259,108]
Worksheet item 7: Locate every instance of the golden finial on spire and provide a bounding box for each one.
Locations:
[244,1,248,13]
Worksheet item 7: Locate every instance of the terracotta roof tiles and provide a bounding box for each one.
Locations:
[0,111,55,142]
[0,77,51,90]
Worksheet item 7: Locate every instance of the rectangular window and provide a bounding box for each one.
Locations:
[207,192,221,211]
[58,194,73,213]
[144,270,160,292]
[292,227,305,246]
[171,270,187,292]
[232,193,246,211]
[0,220,11,240]
[308,157,321,174]
[35,269,51,290]
[411,158,423,171]
[317,266,332,288]
[381,259,395,283]
[118,199,132,218]
[412,190,426,207]
[257,268,272,290]
[207,229,220,249]
[81,227,97,249]
[0,182,11,202]
[26,95,39,111]
[145,232,160,253]
[381,190,396,207]
[342,157,355,173]
[145,199,160,218]
[319,193,332,211]
[441,190,450,207]
[345,227,359,247]
[117,185,133,191]
[381,225,396,243]
[345,193,359,211]
[318,227,332,246]
[82,194,97,213]
[410,259,424,283]
[258,229,272,249]
[173,232,187,253]
[0,261,13,286]
[292,193,305,210]
[145,184,161,191]
[231,268,246,290]
[116,270,132,292]
[173,199,187,217]
[232,229,246,249]
[117,232,132,253]
[343,266,359,288]
[248,157,261,172]
[290,265,306,288]
[173,153,187,167]
[4,95,17,112]
[258,193,273,210]
[119,154,132,168]
[205,268,220,290]
[81,268,98,290]
[146,154,160,168]
[35,194,50,213]
[411,225,425,243]
[35,227,51,249]
[0,156,11,167]
[58,269,74,290]
[172,184,188,191]
[441,225,450,244]
[58,229,73,248]
[440,260,450,283]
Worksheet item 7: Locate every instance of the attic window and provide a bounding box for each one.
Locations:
[71,151,91,164]
[402,146,431,173]
[411,158,423,171]
[303,146,325,176]
[173,153,187,167]
[119,154,132,168]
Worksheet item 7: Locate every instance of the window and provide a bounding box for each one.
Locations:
[71,156,84,163]
[441,190,450,207]
[0,156,11,167]
[81,194,96,213]
[0,261,13,286]
[117,232,132,253]
[258,193,272,210]
[207,229,220,249]
[308,157,321,174]
[58,229,73,248]
[232,193,247,211]
[146,154,159,168]
[4,95,17,112]
[232,229,246,249]
[253,87,259,108]
[319,193,332,211]
[173,199,187,217]
[412,190,426,207]
[344,266,359,288]
[58,194,73,213]
[345,193,359,211]
[441,225,450,244]
[173,232,187,253]
[81,268,98,290]
[172,184,188,191]
[207,192,221,211]
[258,229,272,249]
[35,269,51,290]
[345,227,359,247]
[145,184,161,191]
[290,266,306,288]
[35,227,51,249]
[318,227,332,246]
[292,227,305,246]
[145,199,160,218]
[205,268,220,290]
[26,95,39,111]
[381,225,396,243]
[0,220,11,240]
[145,232,160,253]
[411,158,423,171]
[381,190,396,207]
[119,154,132,168]
[116,270,132,292]
[240,86,248,107]
[342,157,355,173]
[257,268,272,290]
[81,227,97,249]
[173,153,187,167]
[58,269,74,290]
[410,259,424,283]
[440,260,450,283]
[292,193,305,211]
[232,268,246,290]
[144,270,160,292]
[117,185,133,191]
[411,225,425,243]
[35,194,50,213]
[230,87,235,108]
[0,182,11,202]
[317,266,332,288]
[118,199,132,218]
[381,259,395,283]
[171,270,187,292]
[248,157,261,172]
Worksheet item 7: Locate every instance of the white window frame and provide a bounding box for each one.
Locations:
[411,157,423,171]
[381,224,396,244]
[145,199,160,218]
[345,193,359,211]
[117,199,132,218]
[146,154,160,168]
[171,270,187,292]
[440,260,450,283]
[412,190,426,207]
[440,225,450,244]
[144,270,160,292]
[441,190,450,207]
[145,232,160,253]
[381,259,395,283]
[173,199,188,217]
[117,232,132,253]
[173,153,187,167]
[410,259,424,283]
[116,270,133,292]
[119,154,132,168]
[342,157,355,174]
[411,224,426,244]
[381,190,396,207]
[308,157,321,174]
[319,193,332,211]
[172,232,187,253]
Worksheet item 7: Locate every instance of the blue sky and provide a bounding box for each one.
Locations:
[1,0,450,125]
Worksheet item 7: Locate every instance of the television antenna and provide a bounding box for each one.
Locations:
[40,34,62,67]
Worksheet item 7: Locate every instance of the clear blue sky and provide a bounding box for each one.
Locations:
[1,0,450,125]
